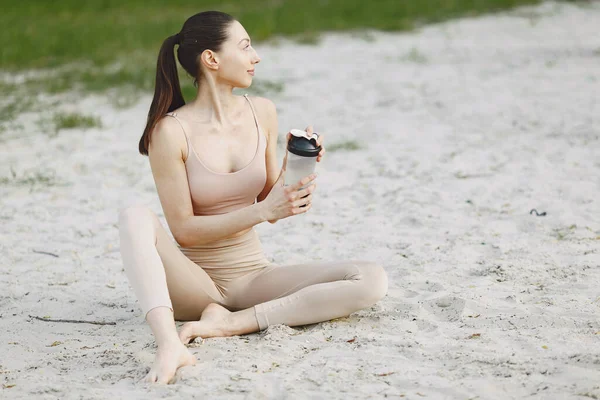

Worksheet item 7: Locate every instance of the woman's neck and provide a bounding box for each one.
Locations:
[188,76,238,128]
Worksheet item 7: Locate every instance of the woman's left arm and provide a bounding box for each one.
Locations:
[254,97,326,221]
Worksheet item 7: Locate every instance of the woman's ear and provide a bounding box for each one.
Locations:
[200,49,219,71]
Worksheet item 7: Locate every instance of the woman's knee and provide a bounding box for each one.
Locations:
[355,261,388,307]
[118,205,159,238]
[119,205,155,227]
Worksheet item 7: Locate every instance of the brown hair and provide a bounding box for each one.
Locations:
[139,11,235,155]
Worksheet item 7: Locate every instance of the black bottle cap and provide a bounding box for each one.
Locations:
[287,134,322,157]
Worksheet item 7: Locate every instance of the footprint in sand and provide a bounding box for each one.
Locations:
[415,319,439,332]
[387,301,421,319]
[412,280,446,293]
[421,295,466,322]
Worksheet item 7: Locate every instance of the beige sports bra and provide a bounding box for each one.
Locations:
[166,94,267,216]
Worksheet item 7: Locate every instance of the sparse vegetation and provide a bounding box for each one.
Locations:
[52,112,102,133]
[328,140,363,152]
[0,0,549,130]
[0,167,68,191]
[552,224,578,241]
[401,48,429,64]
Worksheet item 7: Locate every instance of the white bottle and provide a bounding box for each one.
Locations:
[284,129,321,189]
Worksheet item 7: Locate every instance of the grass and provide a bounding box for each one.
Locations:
[400,48,429,64]
[28,111,102,138]
[0,92,35,123]
[52,112,102,132]
[0,0,548,130]
[328,140,363,152]
[552,224,577,241]
[0,167,68,192]
[40,112,101,137]
[0,57,286,127]
[1,0,546,70]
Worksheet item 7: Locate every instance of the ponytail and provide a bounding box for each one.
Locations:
[138,11,235,155]
[138,34,186,155]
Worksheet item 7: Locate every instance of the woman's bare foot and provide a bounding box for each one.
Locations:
[143,340,196,384]
[179,303,235,344]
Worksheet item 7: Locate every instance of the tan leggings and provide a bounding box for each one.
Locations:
[118,206,388,329]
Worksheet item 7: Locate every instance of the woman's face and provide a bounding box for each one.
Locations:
[215,20,261,88]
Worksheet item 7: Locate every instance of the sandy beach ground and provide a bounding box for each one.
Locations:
[1,1,599,398]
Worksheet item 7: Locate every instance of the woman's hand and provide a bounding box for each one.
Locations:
[261,156,317,224]
[265,125,322,224]
[286,125,326,162]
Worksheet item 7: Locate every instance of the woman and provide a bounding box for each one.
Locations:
[119,11,388,384]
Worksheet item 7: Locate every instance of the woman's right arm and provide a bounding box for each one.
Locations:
[148,117,268,248]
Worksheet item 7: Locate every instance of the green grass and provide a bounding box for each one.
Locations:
[1,0,545,70]
[31,111,103,137]
[52,112,102,132]
[328,140,363,152]
[0,0,549,130]
[0,89,35,123]
[0,167,67,192]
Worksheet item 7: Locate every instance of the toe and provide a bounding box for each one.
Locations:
[179,322,200,344]
[178,333,188,344]
[178,330,191,344]
[156,370,173,385]
[143,371,157,383]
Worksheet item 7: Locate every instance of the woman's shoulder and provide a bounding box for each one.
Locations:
[245,95,276,115]
[155,111,186,135]
[245,96,277,134]
[245,96,277,142]
[149,113,188,160]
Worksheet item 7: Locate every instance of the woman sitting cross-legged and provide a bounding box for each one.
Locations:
[119,10,388,384]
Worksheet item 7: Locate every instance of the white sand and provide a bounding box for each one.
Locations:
[1,1,600,398]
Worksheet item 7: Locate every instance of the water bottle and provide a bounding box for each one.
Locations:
[284,129,321,206]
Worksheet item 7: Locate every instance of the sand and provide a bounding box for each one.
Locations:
[1,1,599,398]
